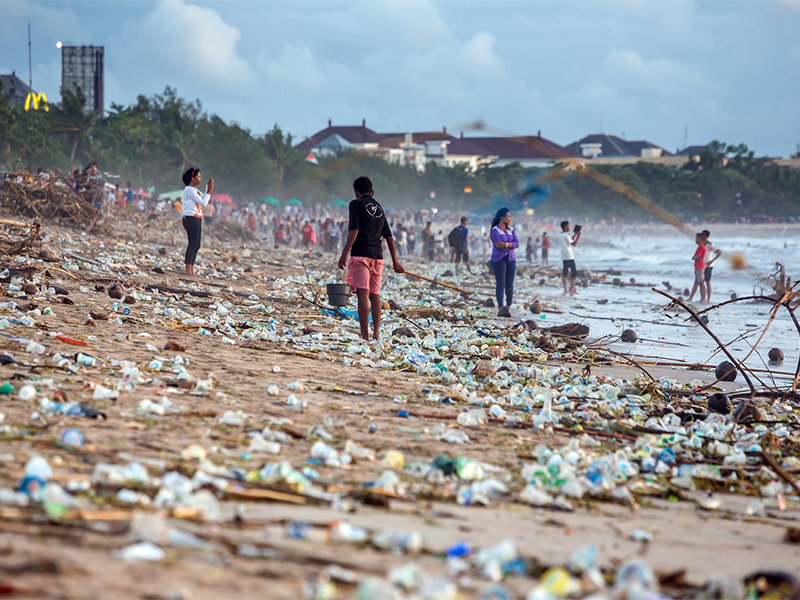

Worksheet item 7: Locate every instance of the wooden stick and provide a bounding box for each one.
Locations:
[761,450,800,497]
[652,288,756,394]
[0,219,29,228]
[404,271,471,295]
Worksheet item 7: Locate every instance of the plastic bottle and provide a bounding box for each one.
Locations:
[287,520,311,540]
[92,385,119,400]
[25,340,45,355]
[42,482,79,519]
[310,441,340,467]
[568,545,597,574]
[455,456,484,481]
[60,428,84,447]
[76,353,99,367]
[328,520,369,543]
[439,429,470,444]
[248,434,281,455]
[25,455,52,481]
[161,471,193,500]
[614,559,658,597]
[186,489,221,521]
[371,529,423,553]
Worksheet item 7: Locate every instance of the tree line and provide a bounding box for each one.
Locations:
[1,84,798,220]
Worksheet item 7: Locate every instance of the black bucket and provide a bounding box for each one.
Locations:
[326,283,351,307]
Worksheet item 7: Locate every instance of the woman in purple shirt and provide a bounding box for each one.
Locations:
[489,207,519,317]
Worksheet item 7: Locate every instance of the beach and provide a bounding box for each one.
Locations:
[0,215,798,599]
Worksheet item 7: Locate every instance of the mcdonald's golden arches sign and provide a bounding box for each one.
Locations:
[24,92,49,112]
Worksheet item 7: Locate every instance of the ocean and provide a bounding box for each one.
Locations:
[520,225,800,385]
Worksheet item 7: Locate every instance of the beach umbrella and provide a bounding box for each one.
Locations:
[285,198,303,206]
[158,189,184,201]
[211,193,233,204]
[259,197,280,206]
[329,199,349,208]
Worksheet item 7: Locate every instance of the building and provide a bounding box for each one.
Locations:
[676,145,706,158]
[61,45,104,112]
[296,121,577,171]
[0,72,33,108]
[462,133,579,168]
[295,119,385,156]
[566,133,672,159]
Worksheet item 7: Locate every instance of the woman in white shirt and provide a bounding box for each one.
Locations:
[181,167,214,275]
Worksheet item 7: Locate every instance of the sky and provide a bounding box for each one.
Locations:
[1,0,799,157]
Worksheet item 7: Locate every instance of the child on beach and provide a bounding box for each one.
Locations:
[338,176,404,341]
[688,232,708,303]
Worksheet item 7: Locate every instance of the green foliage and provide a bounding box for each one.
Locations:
[2,84,798,218]
[48,87,102,161]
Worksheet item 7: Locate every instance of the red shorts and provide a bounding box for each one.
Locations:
[346,256,383,295]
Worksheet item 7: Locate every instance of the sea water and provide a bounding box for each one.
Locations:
[518,227,800,380]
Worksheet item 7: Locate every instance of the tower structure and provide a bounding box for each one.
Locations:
[61,45,104,112]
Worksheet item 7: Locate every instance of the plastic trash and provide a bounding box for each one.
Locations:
[114,541,165,562]
[382,450,405,470]
[438,429,470,444]
[371,529,423,554]
[287,520,312,540]
[328,520,369,543]
[218,410,246,426]
[60,428,85,447]
[310,441,340,467]
[24,455,52,482]
[93,385,119,400]
[248,434,281,455]
[614,559,658,597]
[25,340,45,355]
[18,384,37,401]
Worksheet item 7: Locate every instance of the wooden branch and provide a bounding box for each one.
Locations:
[651,288,755,394]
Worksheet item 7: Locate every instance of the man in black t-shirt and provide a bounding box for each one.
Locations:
[338,176,404,341]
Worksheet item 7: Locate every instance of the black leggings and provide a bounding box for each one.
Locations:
[182,217,202,265]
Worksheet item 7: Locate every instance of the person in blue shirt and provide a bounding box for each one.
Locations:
[454,216,472,274]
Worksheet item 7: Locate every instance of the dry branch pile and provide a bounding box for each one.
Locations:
[0,172,103,231]
[0,219,42,257]
[204,218,260,243]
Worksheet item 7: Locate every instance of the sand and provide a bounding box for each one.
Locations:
[0,213,798,599]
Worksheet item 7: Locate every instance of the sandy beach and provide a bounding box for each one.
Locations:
[0,214,798,599]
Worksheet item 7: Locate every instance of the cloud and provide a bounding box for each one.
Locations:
[2,0,799,156]
[256,44,356,96]
[136,0,255,91]
[0,1,83,38]
[602,49,708,97]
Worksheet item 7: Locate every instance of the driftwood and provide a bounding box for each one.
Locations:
[0,221,42,257]
[0,172,104,231]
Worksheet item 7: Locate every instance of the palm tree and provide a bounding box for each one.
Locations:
[262,125,300,182]
[49,87,101,160]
